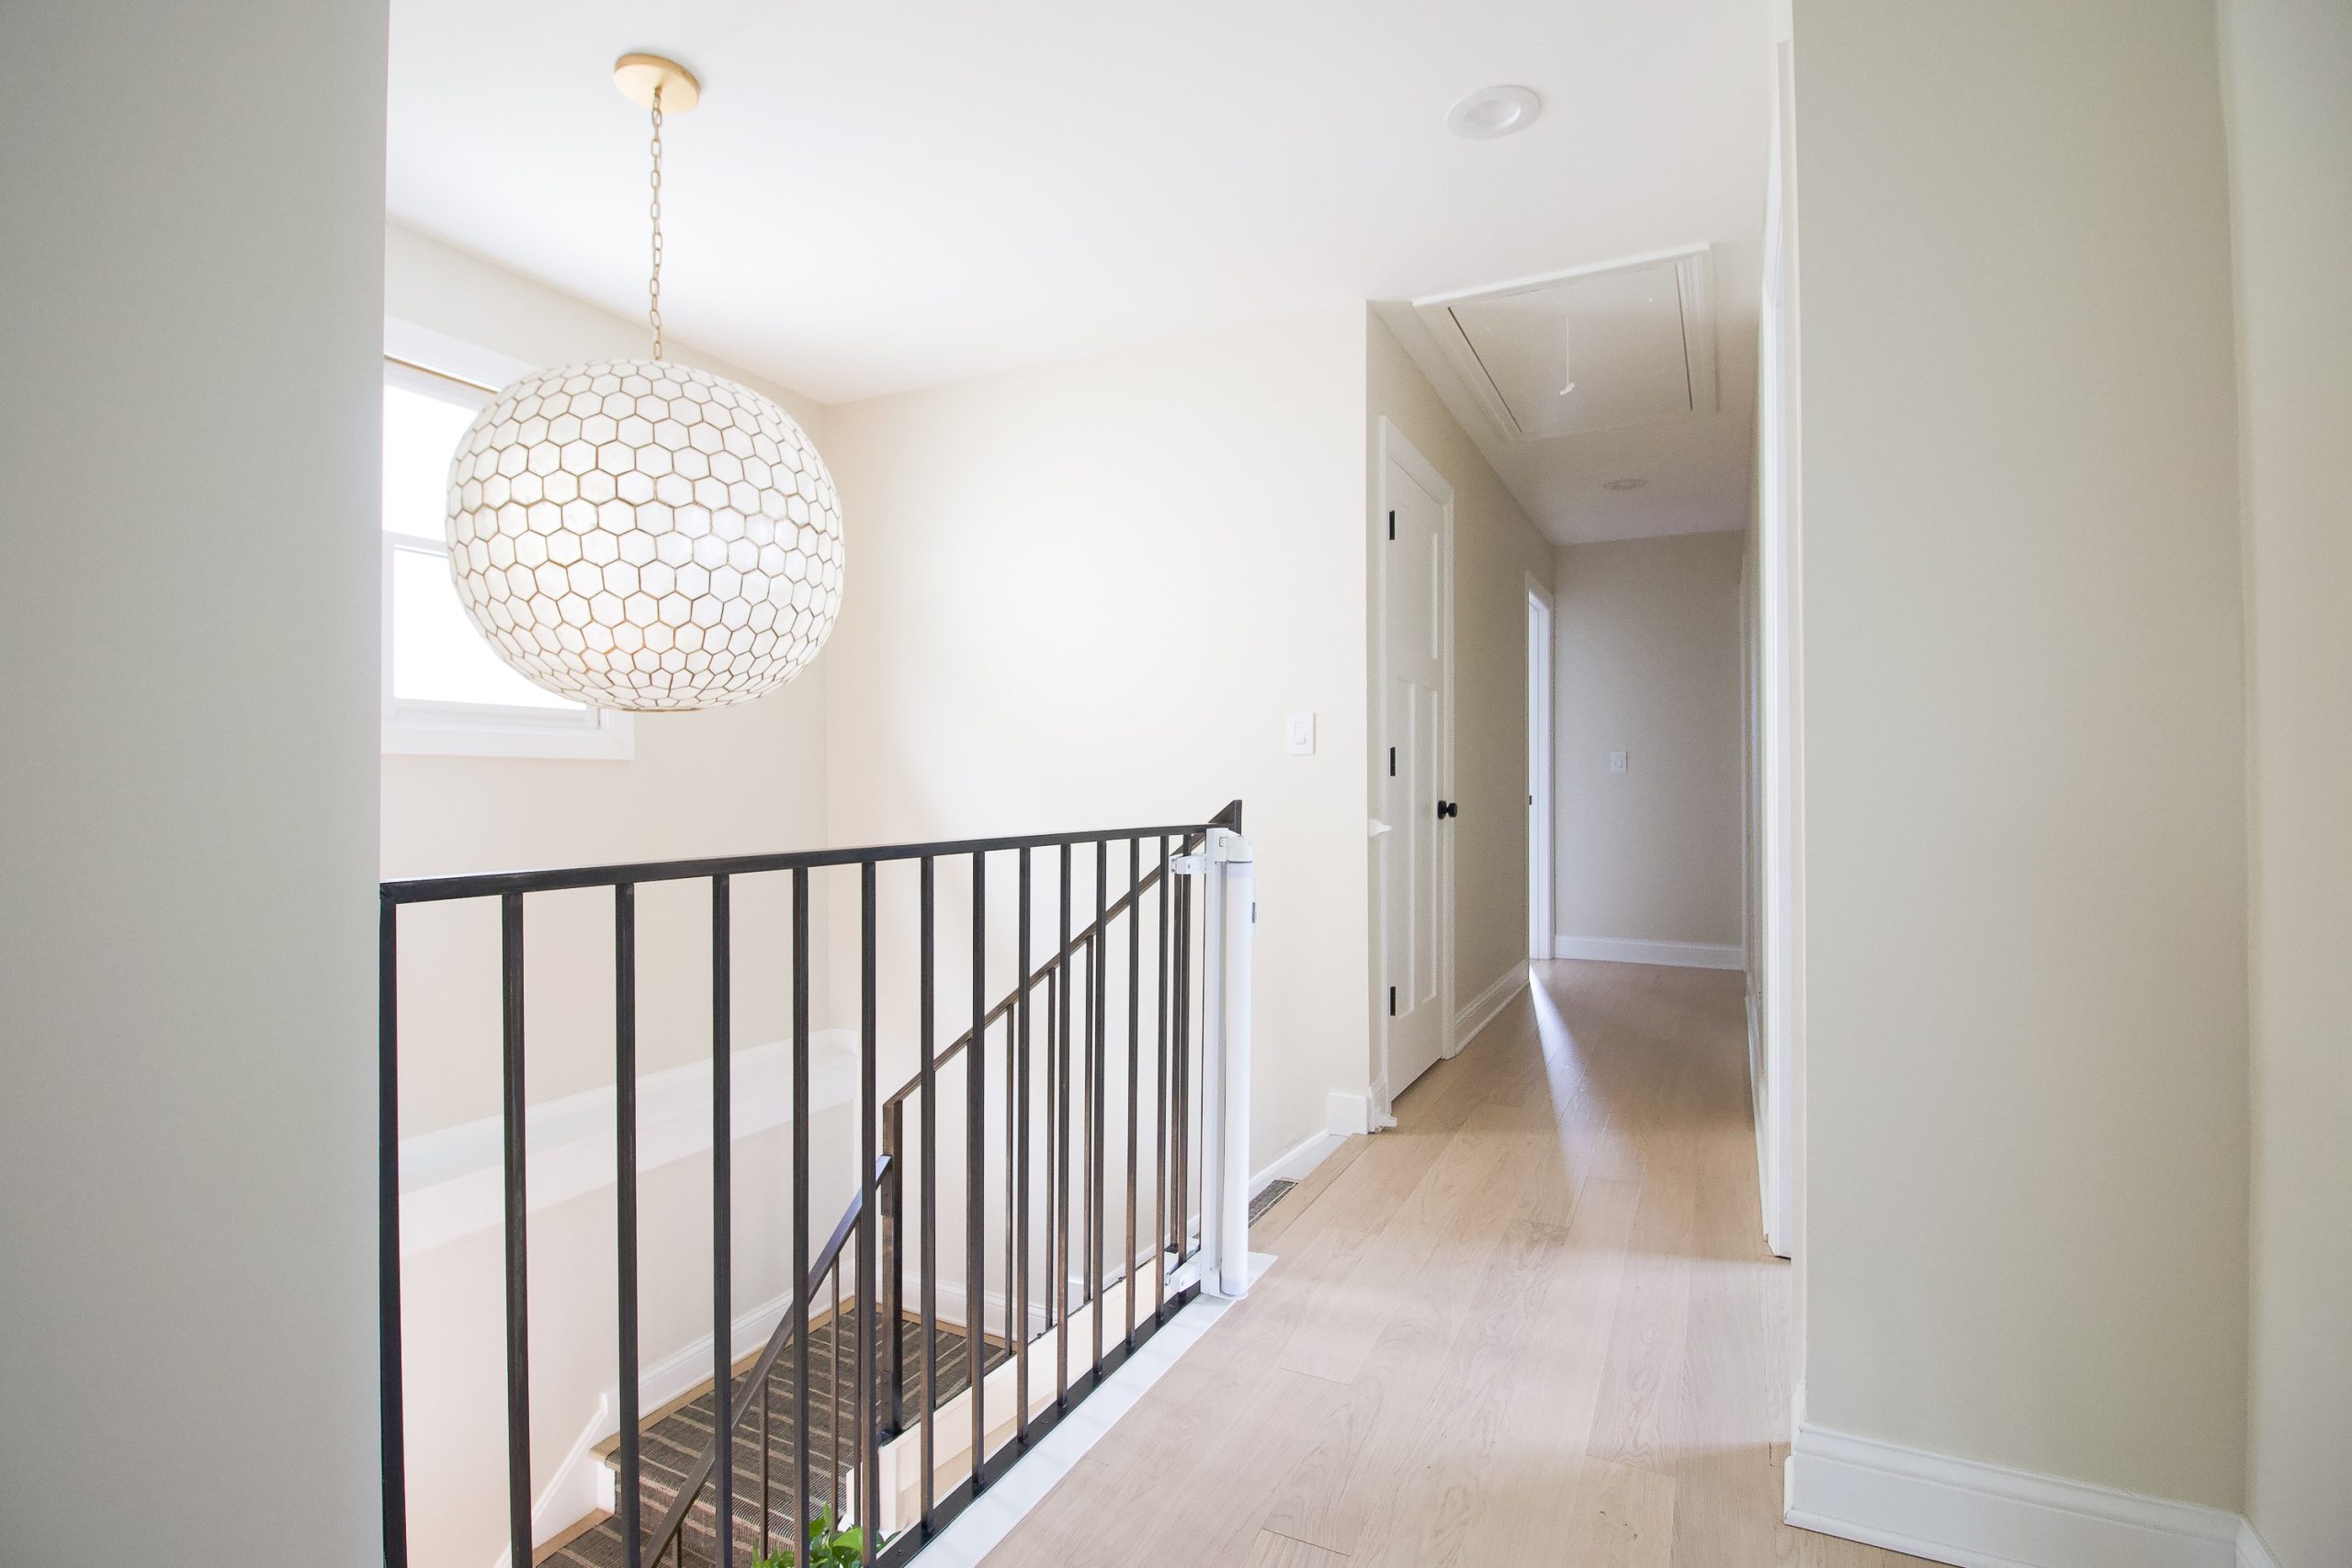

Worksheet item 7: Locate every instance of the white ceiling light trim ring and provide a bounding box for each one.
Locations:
[1446,85,1542,141]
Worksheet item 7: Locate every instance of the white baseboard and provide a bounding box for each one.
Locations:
[2234,1520,2282,1568]
[1552,934,1745,970]
[1253,1125,1345,1197]
[1453,962,1528,1046]
[1785,1426,2245,1568]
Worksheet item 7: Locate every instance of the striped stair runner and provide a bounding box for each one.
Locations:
[542,1311,1002,1568]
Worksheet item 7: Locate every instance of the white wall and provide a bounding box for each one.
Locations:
[818,308,1372,1173]
[0,2,385,1559]
[1552,532,1747,954]
[2220,3,2352,1562]
[1792,0,2250,1510]
[1365,315,1555,1015]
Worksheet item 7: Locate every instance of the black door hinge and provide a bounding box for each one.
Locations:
[1386,509,1396,541]
[1388,746,1396,777]
[1388,986,1397,1017]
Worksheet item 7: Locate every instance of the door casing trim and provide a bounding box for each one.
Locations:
[1372,417,1456,1122]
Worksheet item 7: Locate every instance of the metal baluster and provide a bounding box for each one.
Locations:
[1125,839,1141,1349]
[1091,839,1108,1375]
[759,1370,773,1560]
[710,874,734,1568]
[967,851,988,1491]
[1013,847,1032,1447]
[885,1095,904,1436]
[791,867,812,1562]
[1055,845,1072,1407]
[1155,837,1170,1320]
[616,885,643,1568]
[1001,1001,1016,1382]
[1172,869,1191,1268]
[831,1262,845,1526]
[918,855,938,1530]
[379,895,409,1568]
[500,892,533,1568]
[856,862,881,1562]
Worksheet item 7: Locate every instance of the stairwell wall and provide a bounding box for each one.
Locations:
[0,2,386,1559]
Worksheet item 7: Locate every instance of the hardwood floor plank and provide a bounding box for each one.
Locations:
[1250,1133,1371,1250]
[1338,1216,1577,1568]
[1268,1224,1384,1383]
[1242,1529,1351,1568]
[1459,1175,1639,1565]
[1555,1455,1679,1567]
[1254,1106,1552,1554]
[1586,1055,1702,1474]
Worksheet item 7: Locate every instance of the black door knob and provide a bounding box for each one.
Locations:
[1437,799,1458,819]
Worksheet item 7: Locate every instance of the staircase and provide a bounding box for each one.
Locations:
[540,1314,1003,1568]
[379,804,1258,1568]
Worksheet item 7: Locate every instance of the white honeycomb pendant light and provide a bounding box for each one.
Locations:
[444,54,842,713]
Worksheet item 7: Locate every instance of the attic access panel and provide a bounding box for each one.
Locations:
[1419,249,1717,442]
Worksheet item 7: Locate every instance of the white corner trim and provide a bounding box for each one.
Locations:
[1453,962,1528,1045]
[1552,934,1745,970]
[399,1029,860,1257]
[2234,1520,2283,1568]
[1325,1089,1374,1138]
[1785,1426,2244,1568]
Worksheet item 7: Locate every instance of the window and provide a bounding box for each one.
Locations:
[380,355,632,758]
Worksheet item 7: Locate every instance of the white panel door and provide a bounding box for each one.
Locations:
[1383,458,1449,1096]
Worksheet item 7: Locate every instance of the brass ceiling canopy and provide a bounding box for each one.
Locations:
[612,52,701,114]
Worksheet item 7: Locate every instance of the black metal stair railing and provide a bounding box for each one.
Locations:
[378,802,1240,1568]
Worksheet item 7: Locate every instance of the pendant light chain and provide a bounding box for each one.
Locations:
[647,86,665,360]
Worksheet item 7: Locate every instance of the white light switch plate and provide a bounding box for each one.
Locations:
[1609,750,1629,773]
[1285,713,1317,755]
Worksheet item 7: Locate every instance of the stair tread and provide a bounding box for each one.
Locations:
[538,1311,1008,1568]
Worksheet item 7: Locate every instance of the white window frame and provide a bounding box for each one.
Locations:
[379,320,633,761]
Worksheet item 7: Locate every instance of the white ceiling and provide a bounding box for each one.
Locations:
[387,0,1772,544]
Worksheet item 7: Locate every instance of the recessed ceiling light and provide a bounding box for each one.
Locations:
[1447,85,1542,141]
[1602,477,1647,491]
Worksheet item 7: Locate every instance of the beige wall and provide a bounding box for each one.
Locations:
[1365,316,1555,1012]
[1552,532,1746,952]
[1793,0,2250,1508]
[2221,2,2352,1562]
[819,308,1372,1172]
[0,1,385,1557]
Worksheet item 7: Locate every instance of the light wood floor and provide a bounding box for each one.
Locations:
[974,959,1933,1567]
